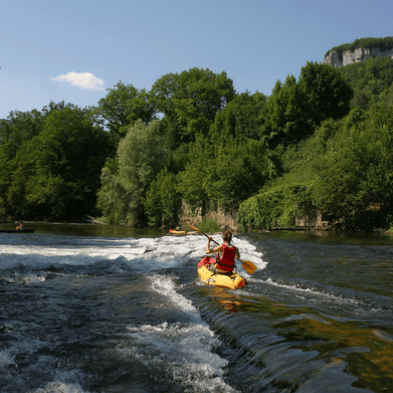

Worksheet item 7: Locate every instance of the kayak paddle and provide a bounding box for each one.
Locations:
[186,223,257,274]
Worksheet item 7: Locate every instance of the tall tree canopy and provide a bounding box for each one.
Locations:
[210,91,267,141]
[262,75,313,149]
[93,81,156,140]
[97,120,168,226]
[313,102,393,229]
[151,68,235,146]
[0,103,111,220]
[298,61,354,124]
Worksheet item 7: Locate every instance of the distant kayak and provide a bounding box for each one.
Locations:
[0,228,34,233]
[197,257,246,290]
[169,229,187,235]
[168,230,198,235]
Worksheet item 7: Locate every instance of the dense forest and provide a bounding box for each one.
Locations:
[2,37,393,231]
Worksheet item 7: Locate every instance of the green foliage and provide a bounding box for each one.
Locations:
[0,104,111,220]
[144,168,179,228]
[262,75,313,149]
[240,98,393,232]
[313,102,393,230]
[210,91,267,141]
[96,164,129,225]
[378,83,393,106]
[97,120,168,226]
[207,138,269,210]
[339,57,393,110]
[176,135,213,213]
[325,36,393,57]
[93,81,156,141]
[3,56,390,229]
[27,108,108,219]
[259,61,352,150]
[197,217,221,233]
[150,68,235,145]
[0,109,44,157]
[238,181,314,230]
[299,62,353,124]
[176,131,269,215]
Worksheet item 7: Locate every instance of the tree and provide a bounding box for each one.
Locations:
[298,61,353,124]
[144,168,179,228]
[208,138,269,211]
[262,75,313,149]
[210,91,267,141]
[96,158,130,224]
[97,120,168,226]
[176,135,213,214]
[313,102,393,230]
[93,81,156,140]
[6,105,111,220]
[0,109,44,157]
[151,68,235,145]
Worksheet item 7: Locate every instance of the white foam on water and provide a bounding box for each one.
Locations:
[0,328,89,393]
[0,348,16,368]
[149,273,199,314]
[30,381,88,393]
[2,273,46,285]
[373,329,393,342]
[123,321,238,392]
[247,276,360,302]
[150,233,266,274]
[118,274,239,392]
[0,232,265,282]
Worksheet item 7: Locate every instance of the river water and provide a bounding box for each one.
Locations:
[1,224,392,393]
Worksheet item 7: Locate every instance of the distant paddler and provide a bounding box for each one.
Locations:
[16,222,24,230]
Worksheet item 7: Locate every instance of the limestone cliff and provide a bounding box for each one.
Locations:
[324,46,393,68]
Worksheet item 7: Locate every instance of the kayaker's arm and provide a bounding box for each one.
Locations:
[206,237,222,255]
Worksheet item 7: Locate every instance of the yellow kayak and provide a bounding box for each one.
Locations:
[169,229,187,235]
[197,257,246,290]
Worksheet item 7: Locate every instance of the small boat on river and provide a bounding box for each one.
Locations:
[197,257,246,290]
[0,228,35,233]
[168,230,198,235]
[169,229,187,235]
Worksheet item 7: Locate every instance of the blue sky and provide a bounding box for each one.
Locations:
[1,0,392,119]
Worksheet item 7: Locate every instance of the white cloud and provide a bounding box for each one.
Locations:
[52,71,105,90]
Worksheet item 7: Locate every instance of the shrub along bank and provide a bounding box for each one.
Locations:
[238,102,393,231]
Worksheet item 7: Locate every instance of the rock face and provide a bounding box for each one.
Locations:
[180,201,239,231]
[324,47,393,68]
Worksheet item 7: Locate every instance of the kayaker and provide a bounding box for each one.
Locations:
[16,222,24,230]
[205,230,240,275]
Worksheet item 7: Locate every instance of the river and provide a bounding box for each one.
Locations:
[0,223,392,392]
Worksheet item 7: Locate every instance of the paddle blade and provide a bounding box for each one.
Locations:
[187,223,202,234]
[240,259,257,274]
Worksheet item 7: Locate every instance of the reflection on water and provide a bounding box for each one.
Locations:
[0,221,167,238]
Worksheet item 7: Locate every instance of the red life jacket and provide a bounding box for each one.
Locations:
[216,244,236,272]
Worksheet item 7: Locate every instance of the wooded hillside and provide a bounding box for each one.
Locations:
[2,48,393,231]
